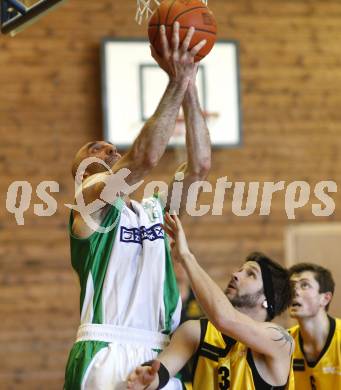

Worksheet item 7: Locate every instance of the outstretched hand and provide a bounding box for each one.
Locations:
[126,360,160,390]
[150,21,206,82]
[163,212,191,261]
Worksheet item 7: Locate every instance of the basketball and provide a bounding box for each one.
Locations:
[148,0,217,62]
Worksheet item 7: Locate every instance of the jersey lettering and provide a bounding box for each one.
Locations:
[120,223,164,244]
[218,366,230,390]
[310,375,316,390]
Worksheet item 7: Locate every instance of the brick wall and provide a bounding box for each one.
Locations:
[1,0,341,387]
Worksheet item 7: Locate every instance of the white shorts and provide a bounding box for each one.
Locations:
[72,324,183,390]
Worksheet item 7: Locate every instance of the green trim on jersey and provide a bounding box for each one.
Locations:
[163,232,181,334]
[69,195,179,329]
[69,198,124,323]
[153,193,180,334]
[66,195,181,388]
[64,340,109,390]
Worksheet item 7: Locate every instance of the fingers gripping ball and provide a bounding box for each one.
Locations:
[148,0,217,62]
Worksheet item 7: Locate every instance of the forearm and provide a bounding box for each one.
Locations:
[130,78,189,167]
[181,252,237,329]
[139,320,200,390]
[182,84,211,177]
[156,320,200,387]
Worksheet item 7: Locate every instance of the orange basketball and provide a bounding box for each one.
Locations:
[148,0,217,62]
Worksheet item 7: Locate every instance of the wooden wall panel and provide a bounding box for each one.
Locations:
[1,0,341,387]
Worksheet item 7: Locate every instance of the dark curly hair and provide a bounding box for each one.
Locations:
[246,252,292,320]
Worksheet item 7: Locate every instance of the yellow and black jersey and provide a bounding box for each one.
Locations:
[186,319,294,390]
[289,316,341,390]
[179,290,203,386]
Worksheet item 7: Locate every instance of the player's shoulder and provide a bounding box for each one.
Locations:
[266,323,294,342]
[143,192,167,206]
[141,194,165,214]
[141,194,159,204]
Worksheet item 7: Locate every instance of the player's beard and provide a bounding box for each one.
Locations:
[229,288,264,309]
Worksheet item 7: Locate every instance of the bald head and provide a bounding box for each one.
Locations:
[71,141,121,181]
[71,141,94,178]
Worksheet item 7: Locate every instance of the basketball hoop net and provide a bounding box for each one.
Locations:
[135,0,208,24]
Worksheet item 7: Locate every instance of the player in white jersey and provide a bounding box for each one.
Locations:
[64,22,211,390]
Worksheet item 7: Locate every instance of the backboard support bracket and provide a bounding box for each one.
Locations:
[1,0,67,36]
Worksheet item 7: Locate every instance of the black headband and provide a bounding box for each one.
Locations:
[256,259,275,320]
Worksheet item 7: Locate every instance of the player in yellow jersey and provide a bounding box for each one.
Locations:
[127,213,294,390]
[289,263,341,389]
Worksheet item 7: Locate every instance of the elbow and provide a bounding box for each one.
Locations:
[131,146,160,172]
[200,158,211,179]
[142,151,159,170]
[213,316,229,334]
[191,158,211,180]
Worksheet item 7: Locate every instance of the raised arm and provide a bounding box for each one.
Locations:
[147,25,211,216]
[165,68,211,215]
[111,23,208,183]
[182,74,211,181]
[163,213,293,361]
[115,29,199,186]
[73,22,206,237]
[162,63,211,214]
[72,62,193,236]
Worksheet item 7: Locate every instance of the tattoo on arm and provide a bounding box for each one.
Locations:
[267,326,294,356]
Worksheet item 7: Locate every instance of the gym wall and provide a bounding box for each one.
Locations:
[1,0,341,388]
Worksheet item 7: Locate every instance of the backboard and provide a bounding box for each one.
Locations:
[1,0,67,36]
[101,39,242,148]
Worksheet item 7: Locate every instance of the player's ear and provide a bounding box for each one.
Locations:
[321,291,333,308]
[262,300,268,309]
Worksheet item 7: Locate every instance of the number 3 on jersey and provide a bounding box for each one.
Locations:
[218,366,230,389]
